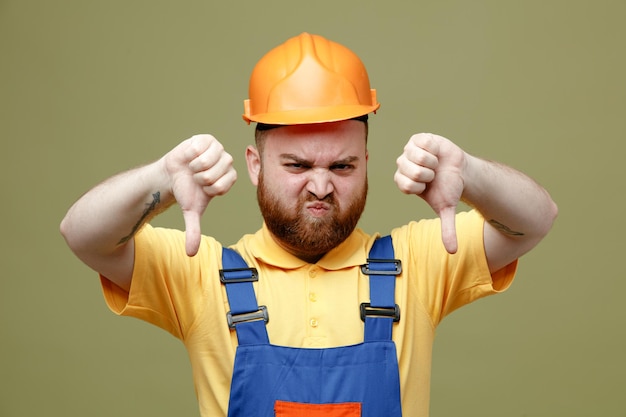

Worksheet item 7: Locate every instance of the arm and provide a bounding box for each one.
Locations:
[394,133,558,273]
[60,134,237,291]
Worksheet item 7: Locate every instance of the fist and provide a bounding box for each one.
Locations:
[394,133,466,254]
[180,134,237,199]
[165,134,237,256]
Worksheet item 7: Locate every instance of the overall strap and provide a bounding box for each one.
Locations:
[220,247,269,345]
[360,235,402,342]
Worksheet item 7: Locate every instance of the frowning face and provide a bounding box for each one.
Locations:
[246,120,369,263]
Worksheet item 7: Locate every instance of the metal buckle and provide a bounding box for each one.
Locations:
[219,267,258,283]
[360,303,401,322]
[226,305,269,329]
[360,259,402,276]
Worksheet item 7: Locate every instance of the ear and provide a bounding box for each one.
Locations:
[245,145,261,186]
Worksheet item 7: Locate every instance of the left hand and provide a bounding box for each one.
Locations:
[394,133,466,254]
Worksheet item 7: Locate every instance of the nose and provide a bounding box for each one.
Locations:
[306,169,334,200]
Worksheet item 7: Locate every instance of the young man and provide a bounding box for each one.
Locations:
[61,33,557,417]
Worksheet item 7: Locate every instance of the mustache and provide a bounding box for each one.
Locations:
[304,192,336,204]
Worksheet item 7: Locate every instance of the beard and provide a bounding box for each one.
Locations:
[257,172,368,262]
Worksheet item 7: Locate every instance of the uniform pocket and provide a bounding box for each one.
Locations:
[274,400,361,417]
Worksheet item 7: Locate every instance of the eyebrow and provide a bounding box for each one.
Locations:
[279,154,360,166]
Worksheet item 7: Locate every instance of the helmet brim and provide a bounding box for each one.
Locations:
[242,103,380,125]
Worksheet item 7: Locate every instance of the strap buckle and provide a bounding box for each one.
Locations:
[360,259,402,276]
[219,267,258,283]
[226,305,269,329]
[360,303,401,322]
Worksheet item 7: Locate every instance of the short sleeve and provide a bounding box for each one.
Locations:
[100,224,223,340]
[392,210,518,327]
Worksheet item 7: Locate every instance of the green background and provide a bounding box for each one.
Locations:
[2,0,624,416]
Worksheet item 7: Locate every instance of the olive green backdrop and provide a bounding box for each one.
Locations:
[1,0,624,416]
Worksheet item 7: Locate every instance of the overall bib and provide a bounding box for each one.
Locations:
[220,236,403,417]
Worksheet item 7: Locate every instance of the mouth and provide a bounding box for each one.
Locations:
[304,202,332,217]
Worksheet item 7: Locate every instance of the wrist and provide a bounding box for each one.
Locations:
[459,152,479,204]
[150,156,177,205]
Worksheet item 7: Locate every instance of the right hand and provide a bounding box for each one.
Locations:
[163,134,237,256]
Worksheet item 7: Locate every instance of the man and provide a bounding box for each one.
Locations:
[61,33,557,416]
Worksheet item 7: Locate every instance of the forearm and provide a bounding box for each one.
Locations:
[61,134,236,290]
[60,158,173,259]
[394,132,557,265]
[461,154,557,240]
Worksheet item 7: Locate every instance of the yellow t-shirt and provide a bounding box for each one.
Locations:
[101,210,517,417]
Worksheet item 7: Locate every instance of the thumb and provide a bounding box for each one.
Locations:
[182,209,202,257]
[438,206,458,254]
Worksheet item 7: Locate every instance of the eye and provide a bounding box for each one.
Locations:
[284,162,309,171]
[331,163,354,172]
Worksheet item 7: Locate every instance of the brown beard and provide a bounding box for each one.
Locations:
[257,172,368,262]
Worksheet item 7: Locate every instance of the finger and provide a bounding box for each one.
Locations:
[183,135,213,162]
[396,157,436,185]
[188,139,224,173]
[394,170,427,195]
[409,133,440,160]
[438,206,458,254]
[192,152,235,188]
[201,168,238,197]
[182,209,203,257]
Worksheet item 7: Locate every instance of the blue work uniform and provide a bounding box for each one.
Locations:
[220,236,403,417]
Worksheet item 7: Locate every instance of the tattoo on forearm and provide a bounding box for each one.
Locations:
[118,191,161,244]
[488,219,525,236]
